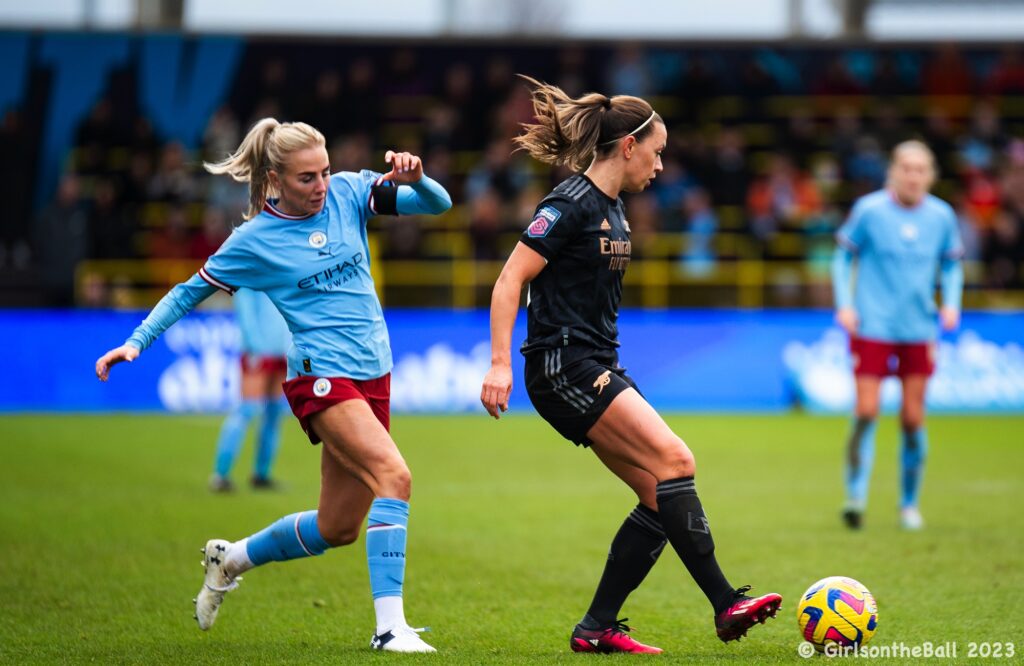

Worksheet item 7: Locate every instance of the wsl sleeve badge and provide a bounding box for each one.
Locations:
[527,205,562,238]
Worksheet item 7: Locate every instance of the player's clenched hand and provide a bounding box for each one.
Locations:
[381,150,423,185]
[95,344,140,382]
[480,363,513,419]
[836,307,859,335]
[940,306,960,331]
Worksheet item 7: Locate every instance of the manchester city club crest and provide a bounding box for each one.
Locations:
[313,377,332,397]
[308,231,327,248]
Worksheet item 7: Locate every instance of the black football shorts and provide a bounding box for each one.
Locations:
[523,345,638,446]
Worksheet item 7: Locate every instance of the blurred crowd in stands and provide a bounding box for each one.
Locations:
[2,41,1023,307]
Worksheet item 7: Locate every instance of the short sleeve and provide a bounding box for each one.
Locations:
[519,198,580,261]
[835,198,869,253]
[200,227,263,294]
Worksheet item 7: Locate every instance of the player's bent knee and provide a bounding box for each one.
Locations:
[661,441,696,478]
[377,464,412,500]
[856,404,880,420]
[901,402,925,428]
[323,525,361,547]
[855,393,880,418]
[317,517,362,547]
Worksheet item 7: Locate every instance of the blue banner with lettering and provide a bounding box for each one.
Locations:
[2,309,1022,413]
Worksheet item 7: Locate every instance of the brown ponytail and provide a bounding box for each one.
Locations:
[513,75,661,172]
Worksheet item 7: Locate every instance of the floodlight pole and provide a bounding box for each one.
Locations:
[842,0,872,38]
[82,0,97,28]
[135,0,183,29]
[788,0,805,37]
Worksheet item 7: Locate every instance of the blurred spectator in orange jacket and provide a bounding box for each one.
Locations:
[747,154,823,242]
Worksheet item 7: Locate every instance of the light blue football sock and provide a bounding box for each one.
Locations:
[366,498,409,599]
[245,510,330,565]
[900,427,928,508]
[844,417,877,509]
[254,399,286,479]
[213,399,262,478]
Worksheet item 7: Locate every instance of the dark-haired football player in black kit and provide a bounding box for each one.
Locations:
[481,77,781,655]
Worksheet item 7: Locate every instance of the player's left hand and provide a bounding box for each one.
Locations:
[480,363,512,419]
[940,306,960,331]
[381,150,423,185]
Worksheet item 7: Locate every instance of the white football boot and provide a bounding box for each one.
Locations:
[193,539,241,630]
[370,626,436,653]
[900,506,924,530]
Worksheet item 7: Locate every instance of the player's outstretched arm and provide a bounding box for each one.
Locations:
[95,274,217,381]
[831,245,858,335]
[939,257,963,331]
[481,242,546,419]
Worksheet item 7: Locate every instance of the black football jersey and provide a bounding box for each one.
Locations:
[519,174,632,353]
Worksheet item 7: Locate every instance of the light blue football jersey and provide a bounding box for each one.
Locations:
[233,287,290,357]
[200,170,392,379]
[835,190,964,342]
[126,170,450,380]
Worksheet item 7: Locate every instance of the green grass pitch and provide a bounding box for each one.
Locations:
[1,413,1022,664]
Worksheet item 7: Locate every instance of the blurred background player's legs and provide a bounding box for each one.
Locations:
[211,399,262,492]
[843,376,881,529]
[252,397,286,487]
[844,417,877,524]
[211,357,287,492]
[899,374,929,530]
[252,364,289,488]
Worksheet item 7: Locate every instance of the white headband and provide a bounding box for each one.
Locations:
[599,111,657,146]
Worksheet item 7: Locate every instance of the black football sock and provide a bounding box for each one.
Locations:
[581,504,667,628]
[656,476,735,615]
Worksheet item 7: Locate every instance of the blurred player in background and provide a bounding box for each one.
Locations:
[832,140,964,531]
[208,287,291,493]
[96,118,451,652]
[480,77,781,655]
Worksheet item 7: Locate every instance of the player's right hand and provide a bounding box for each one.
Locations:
[95,344,140,382]
[480,363,512,419]
[836,307,859,335]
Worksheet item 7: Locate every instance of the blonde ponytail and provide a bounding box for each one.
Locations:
[205,118,325,220]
